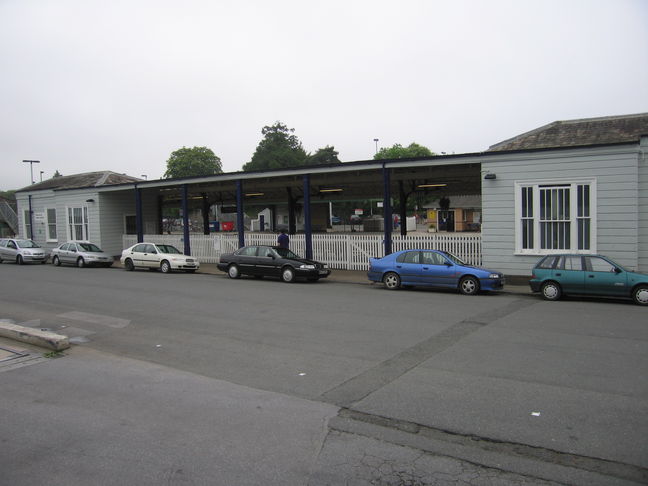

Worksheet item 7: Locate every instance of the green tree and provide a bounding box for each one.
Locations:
[53,170,62,178]
[164,146,222,179]
[307,145,341,165]
[374,142,435,160]
[243,122,308,171]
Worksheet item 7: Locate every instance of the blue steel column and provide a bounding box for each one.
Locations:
[181,184,191,255]
[135,185,143,243]
[382,164,392,255]
[236,180,245,248]
[303,174,312,259]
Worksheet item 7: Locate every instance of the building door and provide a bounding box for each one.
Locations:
[438,210,455,232]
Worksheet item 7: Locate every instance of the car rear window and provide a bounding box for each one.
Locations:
[536,256,559,269]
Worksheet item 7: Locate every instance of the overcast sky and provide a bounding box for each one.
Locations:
[1,0,647,191]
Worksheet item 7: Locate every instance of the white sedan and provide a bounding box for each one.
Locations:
[120,243,200,273]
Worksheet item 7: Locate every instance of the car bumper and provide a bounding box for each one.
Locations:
[529,280,541,292]
[481,278,505,291]
[367,270,382,282]
[172,263,200,270]
[216,263,229,272]
[297,268,330,278]
[23,255,48,263]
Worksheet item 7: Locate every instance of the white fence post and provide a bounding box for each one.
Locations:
[123,232,482,270]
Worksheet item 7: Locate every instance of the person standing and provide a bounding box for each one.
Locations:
[277,230,289,248]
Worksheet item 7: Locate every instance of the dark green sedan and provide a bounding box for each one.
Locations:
[530,254,648,305]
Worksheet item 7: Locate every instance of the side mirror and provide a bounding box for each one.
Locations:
[614,267,622,274]
[445,262,452,267]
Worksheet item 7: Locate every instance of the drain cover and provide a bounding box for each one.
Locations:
[0,345,29,362]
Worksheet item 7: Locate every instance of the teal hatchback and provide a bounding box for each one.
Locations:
[530,254,648,305]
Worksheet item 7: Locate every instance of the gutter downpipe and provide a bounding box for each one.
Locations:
[27,195,33,239]
[181,184,191,255]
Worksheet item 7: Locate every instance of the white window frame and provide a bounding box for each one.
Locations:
[66,206,89,241]
[46,207,58,242]
[514,178,597,255]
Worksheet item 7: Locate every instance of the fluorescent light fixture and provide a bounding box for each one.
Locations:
[245,192,264,196]
[417,183,447,188]
[319,188,343,192]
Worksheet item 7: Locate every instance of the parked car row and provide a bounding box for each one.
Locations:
[2,237,647,304]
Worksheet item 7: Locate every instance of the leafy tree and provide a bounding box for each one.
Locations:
[164,146,222,179]
[0,190,16,201]
[307,146,341,165]
[374,142,435,160]
[243,122,308,171]
[53,170,62,178]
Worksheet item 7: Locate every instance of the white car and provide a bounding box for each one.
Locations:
[120,242,200,273]
[0,238,48,264]
[51,241,114,268]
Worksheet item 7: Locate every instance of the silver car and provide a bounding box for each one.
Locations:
[51,241,114,268]
[120,242,200,273]
[0,238,49,264]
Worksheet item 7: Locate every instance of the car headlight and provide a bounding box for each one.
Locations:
[299,264,316,270]
[23,251,33,255]
[489,273,501,279]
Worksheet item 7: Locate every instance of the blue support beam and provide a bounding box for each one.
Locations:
[303,174,312,259]
[135,185,143,243]
[382,164,392,255]
[181,184,191,255]
[236,179,245,248]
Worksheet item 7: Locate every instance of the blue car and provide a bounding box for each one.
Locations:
[367,249,504,295]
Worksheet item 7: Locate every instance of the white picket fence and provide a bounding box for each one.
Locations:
[123,232,482,270]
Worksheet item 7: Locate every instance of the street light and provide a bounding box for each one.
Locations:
[40,171,44,182]
[22,159,40,184]
[373,138,379,155]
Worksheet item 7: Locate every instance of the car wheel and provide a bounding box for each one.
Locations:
[282,267,295,283]
[77,257,85,268]
[632,285,648,306]
[383,272,401,290]
[228,264,241,279]
[52,256,61,266]
[160,260,171,273]
[459,276,480,295]
[124,258,135,271]
[17,255,24,265]
[540,281,562,301]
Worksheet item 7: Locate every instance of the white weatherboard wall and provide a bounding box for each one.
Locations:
[639,136,648,272]
[481,145,643,276]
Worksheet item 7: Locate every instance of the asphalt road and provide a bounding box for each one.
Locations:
[1,263,647,485]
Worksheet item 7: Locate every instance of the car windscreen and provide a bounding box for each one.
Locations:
[79,243,102,252]
[440,251,466,266]
[274,247,301,260]
[156,245,181,254]
[16,240,39,248]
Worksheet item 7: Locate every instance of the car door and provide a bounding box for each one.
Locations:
[141,244,160,268]
[4,240,18,260]
[582,256,628,297]
[0,240,8,259]
[235,246,258,275]
[128,244,149,267]
[420,251,457,287]
[254,246,280,277]
[59,243,71,264]
[394,251,422,284]
[552,256,586,294]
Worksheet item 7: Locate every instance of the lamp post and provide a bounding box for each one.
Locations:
[40,171,44,182]
[22,160,40,184]
[373,138,379,155]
